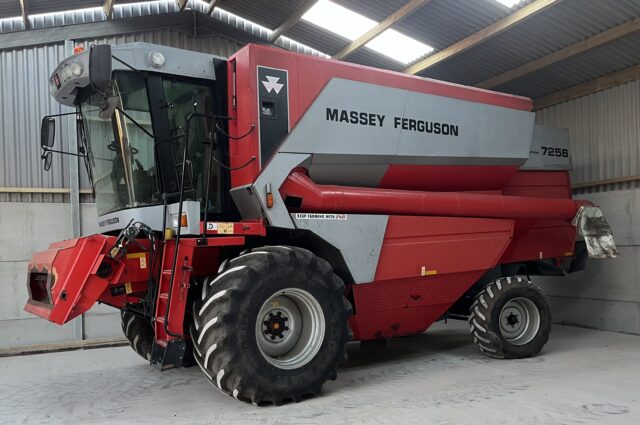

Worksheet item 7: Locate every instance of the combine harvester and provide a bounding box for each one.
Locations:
[26,42,618,405]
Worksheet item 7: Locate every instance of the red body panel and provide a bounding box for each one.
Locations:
[351,271,486,340]
[500,220,576,264]
[350,216,513,340]
[504,170,573,199]
[379,164,521,192]
[374,216,514,281]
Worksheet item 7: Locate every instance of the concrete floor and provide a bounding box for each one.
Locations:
[1,322,638,425]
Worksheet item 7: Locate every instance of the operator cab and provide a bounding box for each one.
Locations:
[43,42,231,234]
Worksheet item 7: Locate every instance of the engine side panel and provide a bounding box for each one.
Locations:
[374,216,514,281]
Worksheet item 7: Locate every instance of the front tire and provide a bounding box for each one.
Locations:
[120,310,154,361]
[469,277,551,359]
[191,246,352,405]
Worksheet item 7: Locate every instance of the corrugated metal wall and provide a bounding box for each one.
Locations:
[536,80,640,194]
[0,29,242,202]
[0,43,72,203]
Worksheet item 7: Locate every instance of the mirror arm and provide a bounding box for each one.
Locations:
[77,118,96,192]
[41,147,87,158]
[43,111,80,120]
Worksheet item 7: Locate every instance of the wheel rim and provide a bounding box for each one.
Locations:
[499,297,541,346]
[255,288,325,369]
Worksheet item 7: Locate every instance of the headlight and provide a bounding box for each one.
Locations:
[62,65,72,79]
[69,61,84,77]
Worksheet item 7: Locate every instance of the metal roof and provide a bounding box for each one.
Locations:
[497,31,640,98]
[350,0,527,50]
[421,0,640,85]
[27,0,102,15]
[0,0,19,19]
[218,0,307,30]
[1,0,640,102]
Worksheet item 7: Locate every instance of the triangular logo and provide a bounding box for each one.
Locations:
[262,76,284,94]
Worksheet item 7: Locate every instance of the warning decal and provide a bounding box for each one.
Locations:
[293,213,348,220]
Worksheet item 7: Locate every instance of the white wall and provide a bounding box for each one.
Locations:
[538,190,640,335]
[0,203,121,349]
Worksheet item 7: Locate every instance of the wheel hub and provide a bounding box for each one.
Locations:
[262,310,290,340]
[255,289,325,370]
[506,312,520,327]
[499,297,541,346]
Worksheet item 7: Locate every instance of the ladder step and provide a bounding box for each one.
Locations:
[161,270,172,275]
[155,316,165,324]
[158,293,169,300]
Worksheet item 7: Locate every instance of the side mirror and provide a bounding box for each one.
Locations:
[42,151,53,171]
[41,117,55,148]
[89,44,112,94]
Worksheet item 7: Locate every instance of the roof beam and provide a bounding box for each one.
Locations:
[269,0,317,43]
[19,0,30,30]
[533,63,640,110]
[404,0,561,75]
[177,0,188,12]
[479,16,640,89]
[206,0,221,15]
[333,0,430,60]
[103,0,115,20]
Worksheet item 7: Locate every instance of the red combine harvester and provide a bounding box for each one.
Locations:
[26,42,618,405]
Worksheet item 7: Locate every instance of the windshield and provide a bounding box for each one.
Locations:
[80,72,159,216]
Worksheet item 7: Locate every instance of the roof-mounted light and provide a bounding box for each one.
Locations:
[302,0,376,41]
[62,64,72,79]
[302,0,434,65]
[148,51,166,68]
[494,0,523,7]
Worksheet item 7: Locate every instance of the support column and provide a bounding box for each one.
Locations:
[65,39,84,341]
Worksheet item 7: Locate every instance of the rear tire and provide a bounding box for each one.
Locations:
[120,310,154,361]
[190,246,352,405]
[468,277,551,359]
